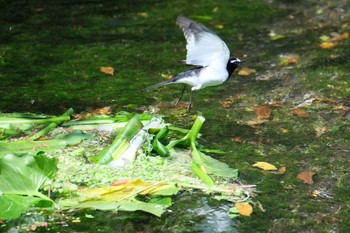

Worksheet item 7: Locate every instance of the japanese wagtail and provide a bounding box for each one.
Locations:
[143,16,243,111]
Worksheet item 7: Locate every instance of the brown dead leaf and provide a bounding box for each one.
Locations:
[92,106,112,115]
[297,171,315,184]
[332,105,348,111]
[278,166,286,174]
[231,137,242,143]
[235,202,253,217]
[100,66,115,75]
[330,32,349,42]
[315,97,334,103]
[222,96,235,108]
[253,162,278,171]
[315,126,327,137]
[255,105,272,119]
[238,67,256,76]
[290,108,310,118]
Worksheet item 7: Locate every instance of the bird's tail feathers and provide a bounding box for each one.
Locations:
[142,79,174,92]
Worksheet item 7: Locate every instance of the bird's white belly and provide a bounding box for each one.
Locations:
[179,67,228,90]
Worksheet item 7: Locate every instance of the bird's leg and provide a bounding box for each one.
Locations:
[175,85,187,106]
[187,90,194,112]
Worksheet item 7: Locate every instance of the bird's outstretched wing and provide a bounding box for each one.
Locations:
[176,16,230,68]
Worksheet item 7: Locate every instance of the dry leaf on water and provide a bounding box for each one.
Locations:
[290,108,310,118]
[319,42,337,49]
[315,126,327,137]
[255,105,272,119]
[231,137,242,143]
[280,128,289,133]
[253,162,277,171]
[100,66,115,76]
[235,202,253,217]
[297,171,315,185]
[278,166,286,174]
[238,67,256,76]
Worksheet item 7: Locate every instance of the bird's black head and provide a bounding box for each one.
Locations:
[226,57,243,77]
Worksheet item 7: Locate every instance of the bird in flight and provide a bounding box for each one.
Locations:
[143,16,243,111]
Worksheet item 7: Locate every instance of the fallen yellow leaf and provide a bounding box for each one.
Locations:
[253,162,278,171]
[100,66,115,75]
[235,202,253,217]
[320,41,337,49]
[280,128,289,133]
[214,24,224,29]
[238,67,256,76]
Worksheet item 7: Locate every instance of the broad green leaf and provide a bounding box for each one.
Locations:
[0,195,45,220]
[62,199,166,217]
[0,152,57,219]
[117,199,166,217]
[0,153,57,200]
[0,131,94,156]
[192,144,238,178]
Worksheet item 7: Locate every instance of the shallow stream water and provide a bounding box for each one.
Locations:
[1,0,350,232]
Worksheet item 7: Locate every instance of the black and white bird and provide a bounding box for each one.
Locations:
[143,16,243,111]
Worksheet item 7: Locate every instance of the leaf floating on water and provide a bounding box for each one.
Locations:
[315,126,327,137]
[214,24,224,29]
[280,128,289,133]
[221,95,240,108]
[238,67,256,76]
[255,105,272,119]
[100,66,115,76]
[290,108,310,118]
[235,202,253,217]
[253,162,278,171]
[319,41,336,49]
[319,32,348,49]
[297,171,315,185]
[231,137,242,143]
[278,166,286,174]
